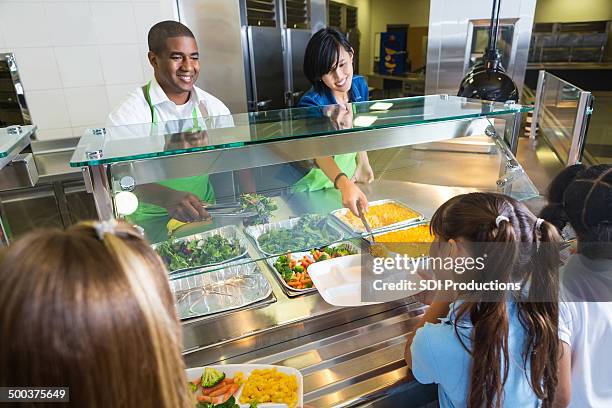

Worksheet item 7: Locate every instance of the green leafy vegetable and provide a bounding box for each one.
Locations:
[241,193,278,226]
[155,234,242,272]
[258,214,341,254]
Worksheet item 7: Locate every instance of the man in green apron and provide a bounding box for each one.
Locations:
[107,21,233,239]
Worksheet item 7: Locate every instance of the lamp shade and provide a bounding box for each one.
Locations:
[458,49,518,102]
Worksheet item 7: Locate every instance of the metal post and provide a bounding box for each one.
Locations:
[504,111,523,156]
[530,70,546,139]
[88,165,114,221]
[567,91,594,165]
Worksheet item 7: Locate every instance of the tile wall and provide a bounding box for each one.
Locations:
[0,0,175,140]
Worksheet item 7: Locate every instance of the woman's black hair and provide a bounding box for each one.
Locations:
[540,164,612,258]
[303,27,353,93]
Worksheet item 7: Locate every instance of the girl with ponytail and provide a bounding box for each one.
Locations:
[540,164,612,408]
[405,192,563,407]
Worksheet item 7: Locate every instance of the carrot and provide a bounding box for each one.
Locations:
[223,383,239,401]
[198,395,224,404]
[223,378,234,384]
[202,381,228,395]
[209,384,230,397]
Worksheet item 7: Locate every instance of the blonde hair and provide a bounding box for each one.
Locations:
[0,221,190,408]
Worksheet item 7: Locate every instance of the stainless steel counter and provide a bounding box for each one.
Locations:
[180,175,519,407]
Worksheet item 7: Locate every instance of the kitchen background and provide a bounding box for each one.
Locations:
[1,0,611,141]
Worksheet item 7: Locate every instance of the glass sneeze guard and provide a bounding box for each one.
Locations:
[72,95,537,317]
[0,125,35,158]
[70,95,531,167]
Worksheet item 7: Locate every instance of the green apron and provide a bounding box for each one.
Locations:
[127,81,215,226]
[292,153,357,192]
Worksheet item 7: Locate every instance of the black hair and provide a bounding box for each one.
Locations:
[540,164,612,258]
[148,20,195,55]
[303,27,353,93]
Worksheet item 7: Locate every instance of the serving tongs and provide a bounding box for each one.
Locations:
[357,203,375,242]
[203,202,257,218]
[358,203,386,257]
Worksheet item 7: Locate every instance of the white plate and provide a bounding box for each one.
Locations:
[307,255,381,307]
[186,364,303,408]
[308,255,425,306]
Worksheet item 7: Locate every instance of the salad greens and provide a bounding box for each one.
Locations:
[155,234,242,272]
[258,215,342,254]
[241,193,277,226]
[196,396,239,408]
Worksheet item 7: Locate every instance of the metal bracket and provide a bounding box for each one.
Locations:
[82,167,94,193]
[6,125,22,135]
[86,149,103,160]
[91,128,106,136]
[485,125,497,138]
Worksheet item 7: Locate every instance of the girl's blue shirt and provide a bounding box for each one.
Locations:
[411,301,542,408]
[298,75,369,107]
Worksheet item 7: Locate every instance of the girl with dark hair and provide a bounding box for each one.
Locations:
[540,164,612,408]
[405,192,563,407]
[293,27,373,216]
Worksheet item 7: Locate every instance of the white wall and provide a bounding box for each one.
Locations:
[0,0,176,140]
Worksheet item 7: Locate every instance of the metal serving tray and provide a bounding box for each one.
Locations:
[152,225,249,275]
[244,215,344,257]
[331,199,424,236]
[170,258,272,320]
[266,241,362,297]
[363,221,432,261]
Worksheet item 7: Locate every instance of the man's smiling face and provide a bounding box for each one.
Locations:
[150,36,200,96]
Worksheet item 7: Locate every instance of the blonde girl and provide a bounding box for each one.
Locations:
[0,220,190,408]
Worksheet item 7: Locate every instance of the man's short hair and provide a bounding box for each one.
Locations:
[148,21,195,54]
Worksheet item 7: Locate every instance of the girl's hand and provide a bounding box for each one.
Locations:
[337,176,369,216]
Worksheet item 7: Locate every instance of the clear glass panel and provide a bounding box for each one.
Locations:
[105,115,538,287]
[70,96,532,167]
[537,73,582,164]
[0,125,34,158]
[583,92,612,165]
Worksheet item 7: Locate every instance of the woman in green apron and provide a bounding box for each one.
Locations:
[295,27,374,216]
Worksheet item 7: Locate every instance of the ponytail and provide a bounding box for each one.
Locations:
[518,220,561,407]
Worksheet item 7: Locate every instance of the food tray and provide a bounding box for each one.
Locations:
[330,199,424,235]
[266,241,361,296]
[186,364,303,408]
[363,221,433,259]
[244,216,344,257]
[152,225,249,275]
[170,258,272,320]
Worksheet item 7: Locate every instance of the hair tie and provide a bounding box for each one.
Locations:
[495,215,510,227]
[535,218,545,231]
[94,219,117,241]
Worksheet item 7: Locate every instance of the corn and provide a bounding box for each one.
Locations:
[239,368,298,408]
[339,202,420,230]
[375,224,434,258]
